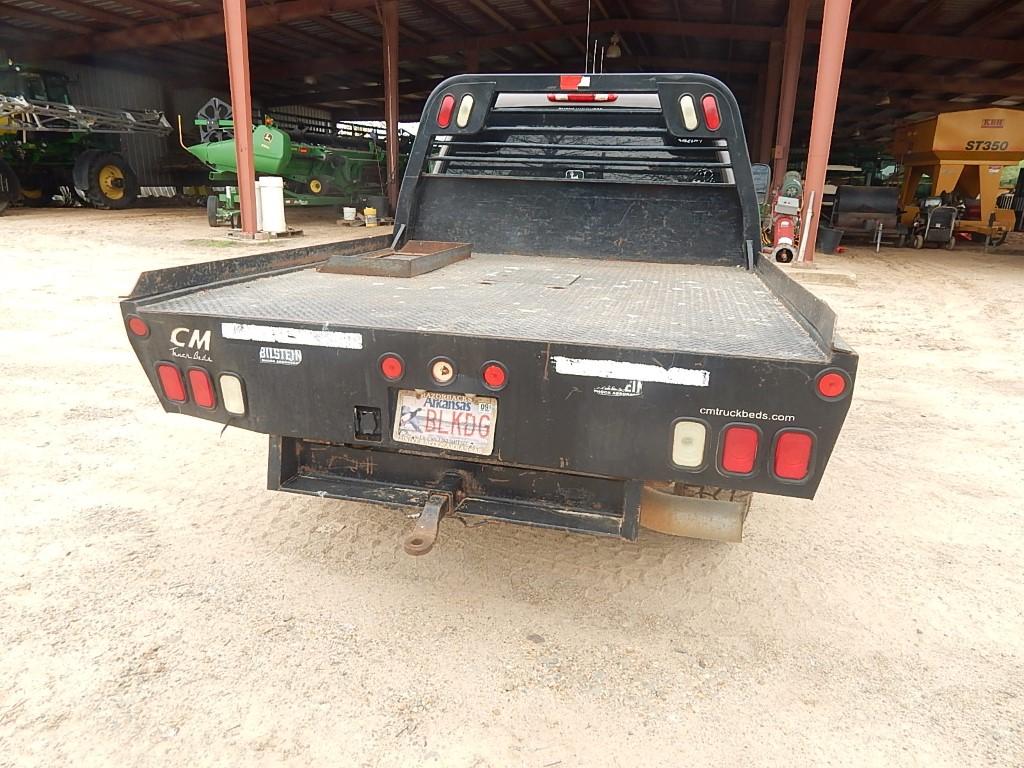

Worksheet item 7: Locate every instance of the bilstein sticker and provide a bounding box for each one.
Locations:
[260,346,302,366]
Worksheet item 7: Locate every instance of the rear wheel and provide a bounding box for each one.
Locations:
[20,171,58,207]
[0,158,21,214]
[207,194,221,227]
[79,151,139,209]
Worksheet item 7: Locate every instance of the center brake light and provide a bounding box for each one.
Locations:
[547,93,618,103]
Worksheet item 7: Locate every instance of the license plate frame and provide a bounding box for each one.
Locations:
[393,389,498,456]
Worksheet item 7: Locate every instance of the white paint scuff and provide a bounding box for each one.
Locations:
[221,323,363,349]
[551,356,709,387]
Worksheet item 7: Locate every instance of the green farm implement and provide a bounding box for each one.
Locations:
[184,98,409,227]
[1,63,170,214]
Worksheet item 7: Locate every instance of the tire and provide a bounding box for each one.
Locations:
[207,194,221,227]
[0,158,21,214]
[912,234,924,249]
[944,236,956,250]
[79,151,139,209]
[19,171,57,207]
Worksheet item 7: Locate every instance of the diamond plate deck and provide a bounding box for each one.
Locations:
[142,254,827,362]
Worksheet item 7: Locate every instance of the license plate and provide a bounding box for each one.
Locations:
[393,390,498,456]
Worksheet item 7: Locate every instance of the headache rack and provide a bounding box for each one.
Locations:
[395,73,760,268]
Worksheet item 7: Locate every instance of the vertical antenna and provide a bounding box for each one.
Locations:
[584,0,592,72]
[592,39,599,74]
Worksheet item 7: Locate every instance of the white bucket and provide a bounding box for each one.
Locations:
[257,176,286,234]
[342,206,357,221]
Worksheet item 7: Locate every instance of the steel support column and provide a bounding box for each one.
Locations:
[772,0,808,189]
[380,0,400,213]
[222,0,257,235]
[801,0,853,261]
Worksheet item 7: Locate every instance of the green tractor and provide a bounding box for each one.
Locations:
[185,98,410,227]
[0,63,170,214]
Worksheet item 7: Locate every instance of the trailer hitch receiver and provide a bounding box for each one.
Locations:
[402,474,463,555]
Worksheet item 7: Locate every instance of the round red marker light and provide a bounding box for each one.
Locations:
[127,315,149,338]
[816,371,848,399]
[481,362,508,390]
[379,354,404,381]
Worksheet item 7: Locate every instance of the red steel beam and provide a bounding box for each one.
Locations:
[801,0,853,262]
[222,0,258,236]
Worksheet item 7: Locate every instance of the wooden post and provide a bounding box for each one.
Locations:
[222,0,257,235]
[772,0,809,189]
[759,39,783,166]
[801,0,853,262]
[380,0,400,214]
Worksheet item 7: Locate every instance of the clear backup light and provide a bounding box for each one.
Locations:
[219,373,246,415]
[456,94,474,127]
[672,420,706,468]
[678,94,698,130]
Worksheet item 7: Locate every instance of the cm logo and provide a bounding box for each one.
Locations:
[171,327,212,351]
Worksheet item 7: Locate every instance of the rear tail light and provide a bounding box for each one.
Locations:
[816,369,849,400]
[481,361,508,391]
[155,363,186,403]
[437,94,456,128]
[379,353,405,381]
[774,430,814,481]
[126,315,149,338]
[671,420,707,468]
[678,94,698,130]
[456,94,474,127]
[188,367,216,409]
[701,94,721,131]
[219,373,246,415]
[720,425,759,475]
[547,93,618,103]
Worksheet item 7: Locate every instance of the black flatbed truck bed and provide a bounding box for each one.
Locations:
[122,73,857,553]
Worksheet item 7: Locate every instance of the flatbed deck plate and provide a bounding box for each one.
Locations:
[143,254,827,362]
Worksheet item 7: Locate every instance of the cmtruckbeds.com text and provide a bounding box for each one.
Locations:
[699,407,796,422]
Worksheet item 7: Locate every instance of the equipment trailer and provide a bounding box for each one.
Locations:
[121,74,857,554]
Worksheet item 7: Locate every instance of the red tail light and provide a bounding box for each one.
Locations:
[701,94,721,131]
[774,431,814,481]
[481,361,508,390]
[156,363,186,403]
[188,367,216,409]
[379,353,405,381]
[720,425,759,474]
[816,370,849,400]
[437,94,456,128]
[126,315,149,338]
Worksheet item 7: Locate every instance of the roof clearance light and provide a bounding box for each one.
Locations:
[774,431,814,481]
[188,367,217,410]
[720,425,759,475]
[156,363,187,404]
[678,94,699,130]
[816,370,849,400]
[456,94,475,127]
[219,373,246,415]
[672,420,707,468]
[437,94,456,128]
[547,93,618,103]
[701,94,721,131]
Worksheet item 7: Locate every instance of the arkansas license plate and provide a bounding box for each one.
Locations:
[393,390,498,456]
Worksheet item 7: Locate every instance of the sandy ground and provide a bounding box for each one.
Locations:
[1,206,1022,767]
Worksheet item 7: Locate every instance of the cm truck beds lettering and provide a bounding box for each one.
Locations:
[121,73,856,555]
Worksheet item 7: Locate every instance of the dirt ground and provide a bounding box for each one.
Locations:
[1,206,1022,767]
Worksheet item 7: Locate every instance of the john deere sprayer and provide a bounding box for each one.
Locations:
[185,98,409,227]
[0,63,170,214]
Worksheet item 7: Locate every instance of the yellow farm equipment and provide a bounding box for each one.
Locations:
[892,108,1024,245]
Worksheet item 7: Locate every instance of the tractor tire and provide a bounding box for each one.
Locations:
[207,194,221,227]
[0,158,21,215]
[78,151,139,209]
[912,233,925,249]
[20,172,57,207]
